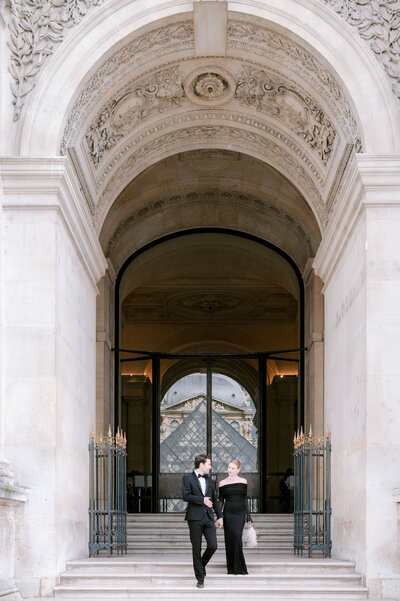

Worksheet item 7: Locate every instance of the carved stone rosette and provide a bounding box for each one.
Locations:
[183,67,236,105]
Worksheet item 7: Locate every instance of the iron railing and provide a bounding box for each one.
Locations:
[293,426,331,557]
[89,427,127,556]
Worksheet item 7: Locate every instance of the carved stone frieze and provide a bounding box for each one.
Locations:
[95,109,325,192]
[105,190,314,257]
[321,0,400,99]
[7,0,105,120]
[84,59,337,171]
[94,119,325,231]
[235,65,337,165]
[60,21,194,154]
[86,66,185,165]
[175,293,242,315]
[227,19,362,150]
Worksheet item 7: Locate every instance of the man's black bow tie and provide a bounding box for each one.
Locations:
[197,473,208,479]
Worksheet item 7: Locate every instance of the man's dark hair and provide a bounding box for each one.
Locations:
[194,454,210,469]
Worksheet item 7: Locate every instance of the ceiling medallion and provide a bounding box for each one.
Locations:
[184,66,235,106]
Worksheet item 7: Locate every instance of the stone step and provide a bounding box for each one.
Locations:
[127,513,294,525]
[53,584,368,599]
[128,534,293,540]
[59,572,362,587]
[57,514,366,600]
[125,543,293,551]
[66,559,356,574]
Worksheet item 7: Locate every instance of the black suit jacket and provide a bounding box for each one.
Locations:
[182,472,223,521]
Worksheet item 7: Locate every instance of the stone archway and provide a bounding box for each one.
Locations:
[1,0,400,597]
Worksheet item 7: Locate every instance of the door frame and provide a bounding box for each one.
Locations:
[114,228,305,512]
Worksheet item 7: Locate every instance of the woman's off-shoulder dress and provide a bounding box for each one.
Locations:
[219,482,252,574]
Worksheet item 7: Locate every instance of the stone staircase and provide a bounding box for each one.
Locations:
[53,513,369,600]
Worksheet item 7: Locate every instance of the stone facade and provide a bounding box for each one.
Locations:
[0,0,399,599]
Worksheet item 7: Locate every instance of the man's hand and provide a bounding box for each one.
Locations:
[215,518,223,529]
[204,496,213,508]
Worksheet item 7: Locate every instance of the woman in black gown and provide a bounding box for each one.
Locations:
[219,459,252,574]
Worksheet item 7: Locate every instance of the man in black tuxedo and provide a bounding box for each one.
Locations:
[182,454,223,588]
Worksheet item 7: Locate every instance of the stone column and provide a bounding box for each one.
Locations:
[0,158,107,598]
[303,260,324,434]
[96,260,116,435]
[314,155,400,599]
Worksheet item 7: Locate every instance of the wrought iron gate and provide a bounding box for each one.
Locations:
[89,427,127,556]
[293,426,331,557]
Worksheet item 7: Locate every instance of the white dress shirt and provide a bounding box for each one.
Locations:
[195,471,207,495]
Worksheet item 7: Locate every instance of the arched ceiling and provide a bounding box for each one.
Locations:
[119,232,301,379]
[120,232,299,332]
[60,9,363,252]
[101,150,321,273]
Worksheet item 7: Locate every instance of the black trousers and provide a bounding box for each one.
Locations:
[187,514,218,582]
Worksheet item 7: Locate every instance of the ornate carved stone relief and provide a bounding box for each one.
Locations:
[183,66,236,105]
[86,66,185,165]
[60,21,194,154]
[321,0,400,99]
[95,109,325,190]
[106,190,314,258]
[96,124,325,229]
[227,19,362,150]
[235,65,337,165]
[6,0,105,120]
[84,59,338,170]
[121,282,299,323]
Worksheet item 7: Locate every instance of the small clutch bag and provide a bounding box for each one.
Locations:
[242,524,257,548]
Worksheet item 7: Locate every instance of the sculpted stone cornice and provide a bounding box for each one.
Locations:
[105,190,314,258]
[60,20,194,154]
[95,122,325,230]
[227,19,361,150]
[6,0,105,121]
[320,0,400,100]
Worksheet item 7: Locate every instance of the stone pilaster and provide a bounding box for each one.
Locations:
[0,158,107,597]
[314,154,400,599]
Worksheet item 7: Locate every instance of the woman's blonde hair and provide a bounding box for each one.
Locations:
[229,459,242,470]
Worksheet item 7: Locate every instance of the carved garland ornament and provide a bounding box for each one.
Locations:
[105,190,314,257]
[321,0,400,99]
[7,0,105,121]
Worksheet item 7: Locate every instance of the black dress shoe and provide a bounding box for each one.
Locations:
[197,581,204,588]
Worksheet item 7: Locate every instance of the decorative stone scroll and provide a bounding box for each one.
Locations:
[86,66,185,165]
[60,21,194,154]
[235,65,337,165]
[7,0,105,121]
[321,0,400,99]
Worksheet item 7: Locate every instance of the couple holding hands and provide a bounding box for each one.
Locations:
[182,454,252,588]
